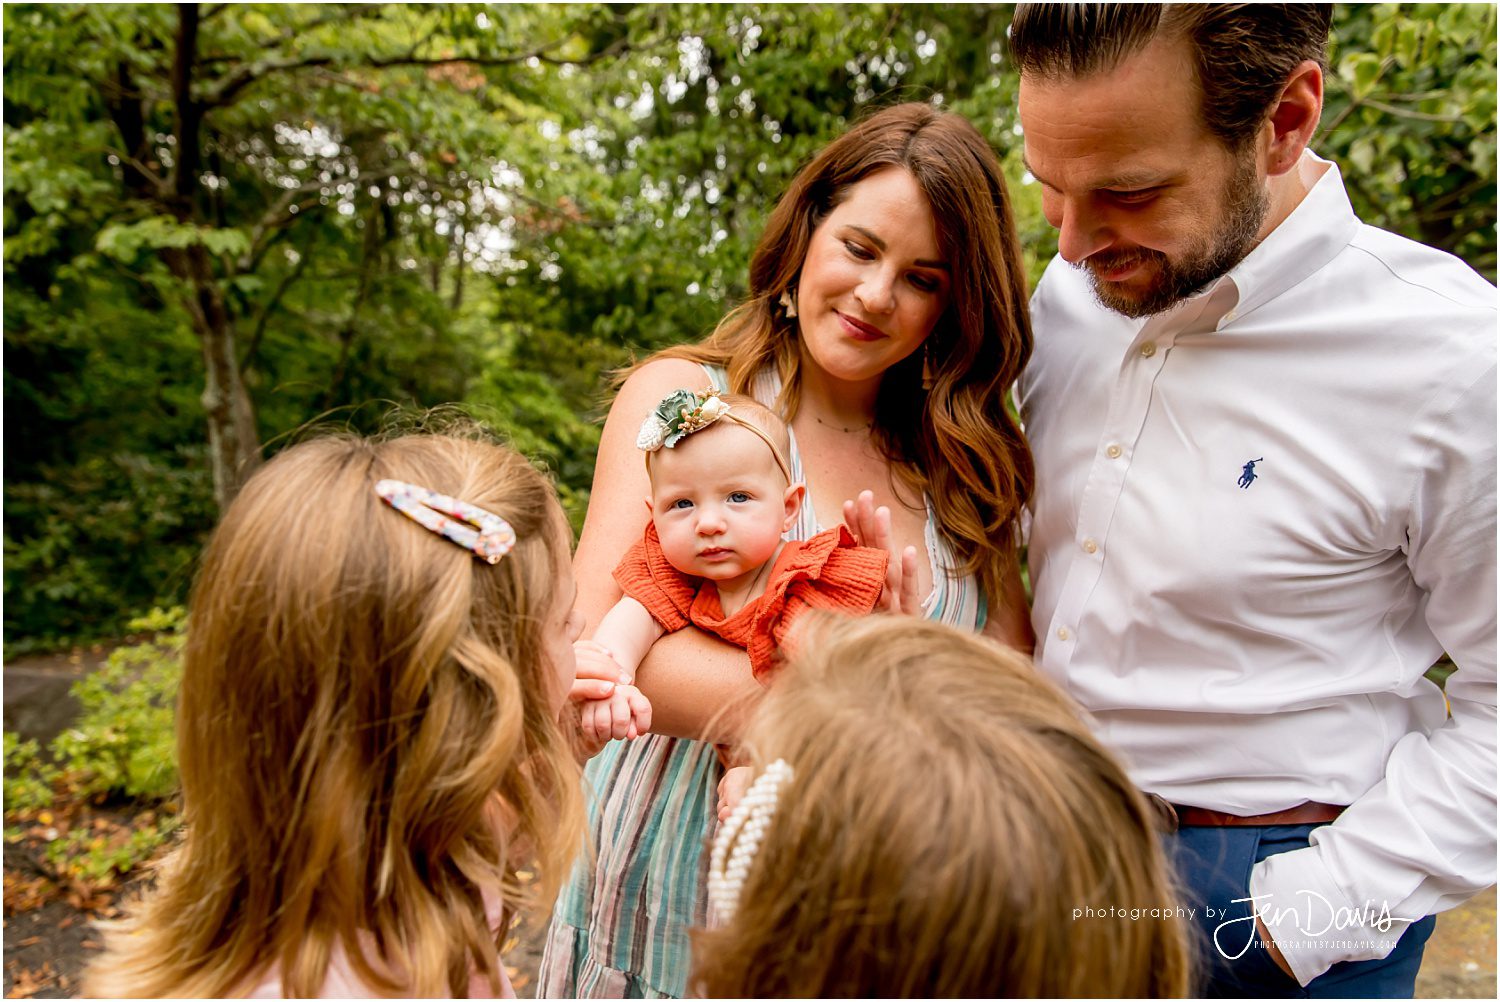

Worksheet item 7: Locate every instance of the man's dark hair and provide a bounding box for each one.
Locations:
[1009,4,1333,150]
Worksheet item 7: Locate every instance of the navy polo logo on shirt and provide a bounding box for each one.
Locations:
[1237,458,1264,489]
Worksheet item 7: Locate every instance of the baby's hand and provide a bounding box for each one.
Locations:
[842,490,920,616]
[579,682,653,746]
[717,765,754,822]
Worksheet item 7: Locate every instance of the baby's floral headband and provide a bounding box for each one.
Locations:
[637,387,793,483]
[636,386,731,451]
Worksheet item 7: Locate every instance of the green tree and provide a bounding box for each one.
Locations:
[5,3,1494,649]
[1320,2,1497,281]
[5,2,634,508]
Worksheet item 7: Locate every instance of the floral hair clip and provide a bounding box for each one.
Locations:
[374,479,517,565]
[706,758,795,925]
[636,386,731,452]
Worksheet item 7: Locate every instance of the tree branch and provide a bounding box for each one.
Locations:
[100,147,169,195]
[200,3,388,65]
[241,233,313,372]
[1360,98,1464,123]
[243,170,402,267]
[1316,56,1396,143]
[199,31,634,109]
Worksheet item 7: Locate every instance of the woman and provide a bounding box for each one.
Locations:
[541,102,1035,998]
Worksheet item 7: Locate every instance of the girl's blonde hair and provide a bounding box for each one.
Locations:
[643,102,1034,605]
[85,430,583,998]
[691,616,1193,998]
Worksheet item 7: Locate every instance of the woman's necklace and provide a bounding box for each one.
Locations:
[812,413,873,434]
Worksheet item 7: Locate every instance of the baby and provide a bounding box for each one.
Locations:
[576,387,890,746]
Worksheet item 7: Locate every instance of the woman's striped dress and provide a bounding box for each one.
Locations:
[538,364,986,998]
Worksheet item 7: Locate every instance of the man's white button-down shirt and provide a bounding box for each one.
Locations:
[1019,151,1496,984]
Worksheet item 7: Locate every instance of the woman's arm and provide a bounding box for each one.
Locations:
[982,562,1035,654]
[573,357,761,742]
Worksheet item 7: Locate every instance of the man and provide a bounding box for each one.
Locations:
[1012,4,1495,997]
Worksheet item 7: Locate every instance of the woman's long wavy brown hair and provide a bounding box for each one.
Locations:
[84,430,584,998]
[691,616,1194,998]
[651,102,1034,603]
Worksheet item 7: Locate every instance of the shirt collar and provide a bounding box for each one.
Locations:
[1218,149,1362,324]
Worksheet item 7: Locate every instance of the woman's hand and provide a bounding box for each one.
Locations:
[563,642,631,760]
[843,489,921,615]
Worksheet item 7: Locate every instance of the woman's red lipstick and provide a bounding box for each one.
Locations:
[837,311,886,341]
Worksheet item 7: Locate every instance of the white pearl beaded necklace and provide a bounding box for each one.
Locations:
[706,758,795,925]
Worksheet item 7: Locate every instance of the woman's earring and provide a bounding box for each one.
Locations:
[922,340,934,391]
[778,288,798,319]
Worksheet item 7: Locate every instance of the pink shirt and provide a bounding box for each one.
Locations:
[245,889,516,998]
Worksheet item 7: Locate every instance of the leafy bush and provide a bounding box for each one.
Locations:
[3,609,185,893]
[3,732,59,815]
[48,607,185,803]
[3,453,213,655]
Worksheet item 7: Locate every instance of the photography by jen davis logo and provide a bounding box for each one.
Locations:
[1212,892,1418,961]
[1072,904,1198,922]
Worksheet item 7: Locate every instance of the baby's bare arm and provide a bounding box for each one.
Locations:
[590,596,664,680]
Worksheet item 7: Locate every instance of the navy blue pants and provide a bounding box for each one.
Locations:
[1166,824,1436,998]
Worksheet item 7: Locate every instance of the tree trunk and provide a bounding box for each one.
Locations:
[164,244,262,509]
[165,3,261,509]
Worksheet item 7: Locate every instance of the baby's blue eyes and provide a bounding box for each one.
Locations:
[668,492,752,509]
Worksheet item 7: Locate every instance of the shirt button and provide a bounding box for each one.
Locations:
[1056,626,1071,641]
[1106,443,1123,459]
[1082,538,1098,554]
[1140,342,1157,358]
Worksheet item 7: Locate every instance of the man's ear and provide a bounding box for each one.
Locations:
[1264,59,1324,177]
[783,482,807,530]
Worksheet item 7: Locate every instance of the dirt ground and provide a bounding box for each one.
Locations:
[5,649,1496,999]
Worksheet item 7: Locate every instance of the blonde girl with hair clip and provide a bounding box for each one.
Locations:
[83,429,600,998]
[693,615,1194,999]
[575,387,899,748]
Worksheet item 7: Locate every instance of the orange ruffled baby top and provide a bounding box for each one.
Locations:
[613,523,889,682]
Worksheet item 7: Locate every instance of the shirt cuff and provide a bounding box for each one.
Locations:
[1249,844,1413,986]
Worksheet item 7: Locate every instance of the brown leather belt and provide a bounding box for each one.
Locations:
[1147,794,1344,833]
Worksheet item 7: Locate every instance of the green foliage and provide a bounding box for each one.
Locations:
[4,452,213,653]
[48,608,186,804]
[3,733,59,814]
[39,809,180,889]
[3,609,187,812]
[3,610,185,885]
[1321,3,1498,281]
[3,3,1495,647]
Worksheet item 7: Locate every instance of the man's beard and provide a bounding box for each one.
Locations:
[1084,153,1269,318]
